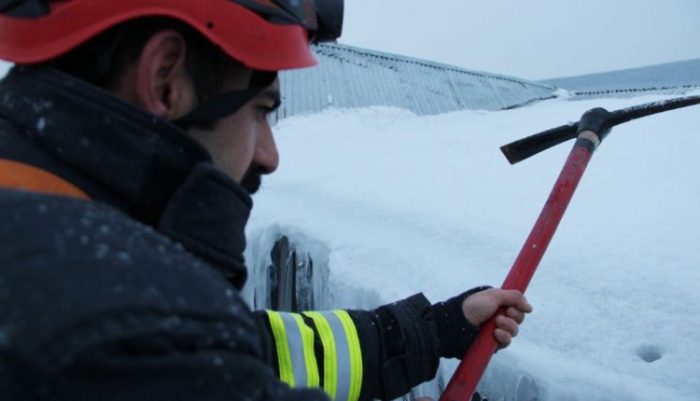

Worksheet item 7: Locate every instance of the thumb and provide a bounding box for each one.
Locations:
[497,289,533,313]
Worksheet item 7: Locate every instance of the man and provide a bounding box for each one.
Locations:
[0,1,532,400]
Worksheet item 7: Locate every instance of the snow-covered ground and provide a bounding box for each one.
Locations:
[245,93,700,400]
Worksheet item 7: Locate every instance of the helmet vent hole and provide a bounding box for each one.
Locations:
[206,22,214,30]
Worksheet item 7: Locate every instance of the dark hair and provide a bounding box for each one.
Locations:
[52,17,243,105]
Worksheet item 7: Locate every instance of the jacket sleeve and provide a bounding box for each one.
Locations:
[252,289,486,401]
[6,334,332,401]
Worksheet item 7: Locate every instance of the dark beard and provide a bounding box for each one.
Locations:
[240,165,264,194]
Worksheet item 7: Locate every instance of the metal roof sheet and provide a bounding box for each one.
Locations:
[541,58,700,99]
[274,43,557,122]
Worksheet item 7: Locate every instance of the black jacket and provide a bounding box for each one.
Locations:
[0,66,479,401]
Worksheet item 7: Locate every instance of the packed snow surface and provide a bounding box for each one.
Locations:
[247,93,700,400]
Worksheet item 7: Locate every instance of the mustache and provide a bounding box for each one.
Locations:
[240,165,266,194]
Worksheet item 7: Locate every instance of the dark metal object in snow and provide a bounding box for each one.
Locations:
[268,236,315,312]
[500,94,700,164]
[441,108,618,401]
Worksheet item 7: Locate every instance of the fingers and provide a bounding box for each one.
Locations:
[506,305,526,324]
[494,328,512,348]
[493,291,530,349]
[496,315,519,337]
[494,314,519,348]
[460,288,533,350]
[461,288,533,327]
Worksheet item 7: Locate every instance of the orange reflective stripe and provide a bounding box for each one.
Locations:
[0,159,90,200]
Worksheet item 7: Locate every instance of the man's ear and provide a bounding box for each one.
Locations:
[134,30,196,120]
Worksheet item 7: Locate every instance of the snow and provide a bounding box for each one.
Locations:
[246,93,700,400]
[0,62,10,78]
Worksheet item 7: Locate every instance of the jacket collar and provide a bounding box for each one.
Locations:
[0,66,251,287]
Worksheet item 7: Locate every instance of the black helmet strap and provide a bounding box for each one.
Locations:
[0,0,49,18]
[173,71,277,128]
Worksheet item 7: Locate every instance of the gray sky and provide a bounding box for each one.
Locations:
[340,0,700,80]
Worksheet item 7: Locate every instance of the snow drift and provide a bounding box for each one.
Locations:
[245,93,700,400]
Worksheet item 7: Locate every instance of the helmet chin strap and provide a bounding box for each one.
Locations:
[173,71,277,129]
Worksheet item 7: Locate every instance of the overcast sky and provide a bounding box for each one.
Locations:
[340,0,700,80]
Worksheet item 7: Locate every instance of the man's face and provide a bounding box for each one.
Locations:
[188,72,281,194]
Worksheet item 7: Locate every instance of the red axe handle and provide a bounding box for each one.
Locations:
[440,128,603,401]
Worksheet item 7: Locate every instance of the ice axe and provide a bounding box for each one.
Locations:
[501,95,700,164]
[440,94,700,401]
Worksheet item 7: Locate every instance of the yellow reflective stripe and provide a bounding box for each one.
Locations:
[303,311,338,399]
[334,310,363,401]
[292,314,320,387]
[267,311,295,386]
[271,310,361,400]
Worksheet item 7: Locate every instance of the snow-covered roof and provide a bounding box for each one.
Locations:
[276,43,557,122]
[541,58,700,99]
[247,92,700,401]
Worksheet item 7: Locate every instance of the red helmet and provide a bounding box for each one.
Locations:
[0,0,344,71]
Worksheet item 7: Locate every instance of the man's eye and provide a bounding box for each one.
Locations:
[257,105,276,116]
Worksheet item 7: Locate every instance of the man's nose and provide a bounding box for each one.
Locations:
[254,125,279,174]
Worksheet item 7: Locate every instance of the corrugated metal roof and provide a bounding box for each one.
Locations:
[274,43,557,122]
[541,58,700,99]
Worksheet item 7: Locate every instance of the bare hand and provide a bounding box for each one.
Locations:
[462,289,533,349]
